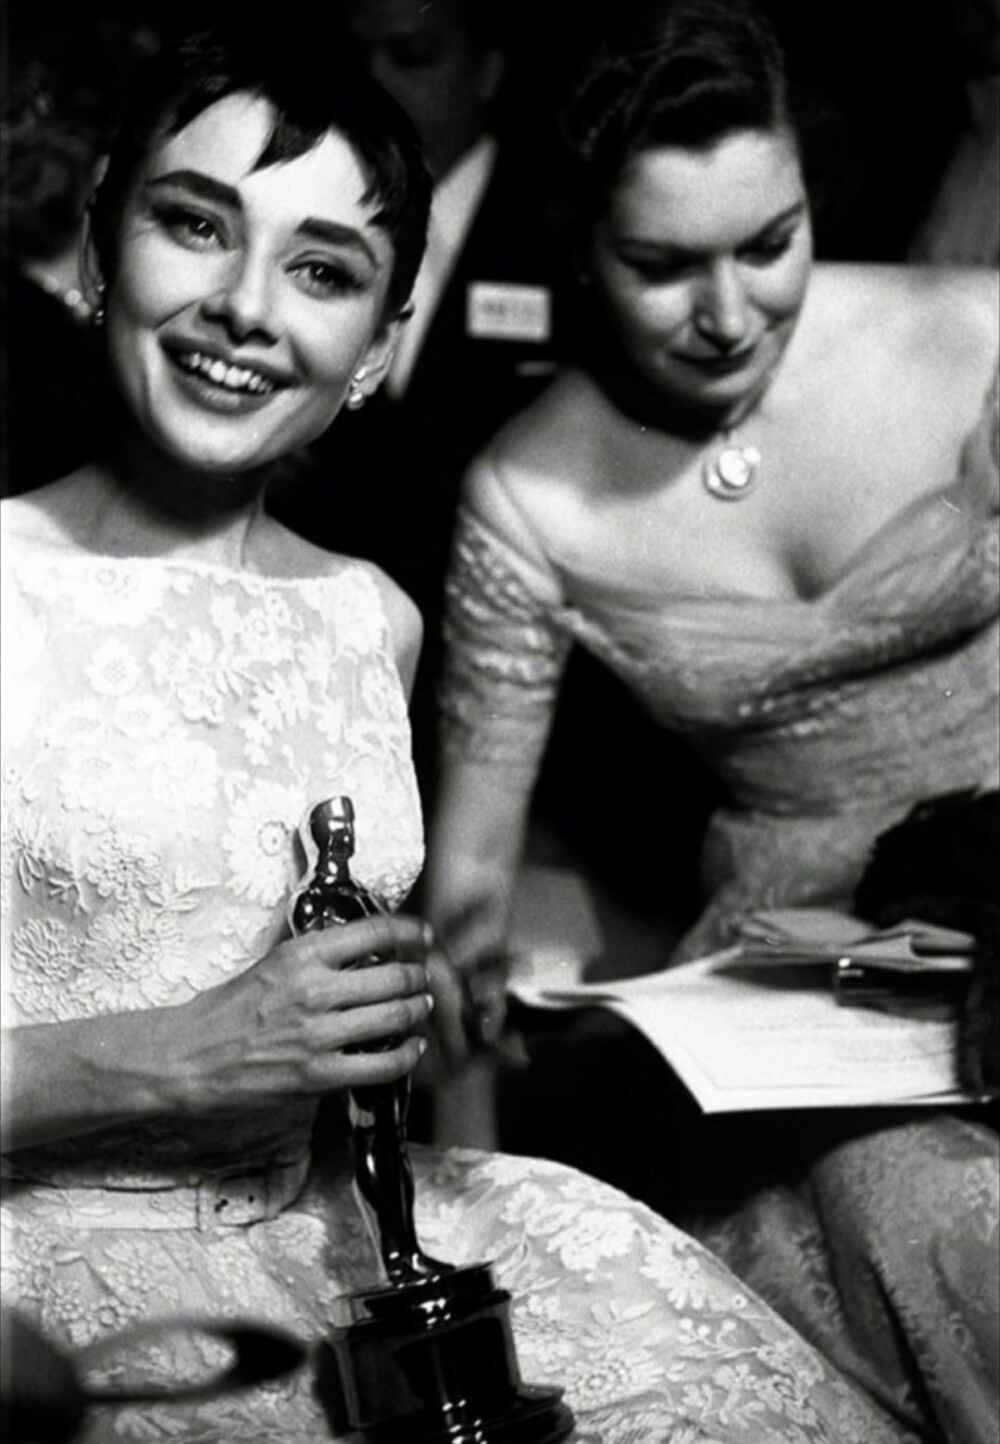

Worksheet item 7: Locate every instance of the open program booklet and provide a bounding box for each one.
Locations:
[510,907,985,1114]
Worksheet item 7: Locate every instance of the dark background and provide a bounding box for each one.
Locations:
[1,0,980,262]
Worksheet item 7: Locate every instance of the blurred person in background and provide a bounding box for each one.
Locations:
[908,0,999,265]
[269,0,578,809]
[1,11,160,497]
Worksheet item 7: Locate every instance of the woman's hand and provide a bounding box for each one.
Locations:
[171,914,435,1116]
[422,760,526,1075]
[1,915,435,1153]
[424,940,511,1078]
[424,945,473,1075]
[420,941,512,1151]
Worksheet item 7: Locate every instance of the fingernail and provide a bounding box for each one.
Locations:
[422,922,435,947]
[415,1037,428,1056]
[424,992,435,1013]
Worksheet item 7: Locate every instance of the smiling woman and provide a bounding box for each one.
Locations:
[104,93,399,474]
[0,21,920,1444]
[0,29,427,554]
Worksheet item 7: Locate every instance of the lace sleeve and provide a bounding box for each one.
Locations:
[439,465,571,775]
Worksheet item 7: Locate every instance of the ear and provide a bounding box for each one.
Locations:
[353,312,408,400]
[79,218,106,317]
[79,154,110,313]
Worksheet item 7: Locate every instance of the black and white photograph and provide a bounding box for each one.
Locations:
[1,1,997,1440]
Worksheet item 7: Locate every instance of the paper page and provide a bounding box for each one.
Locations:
[512,949,973,1114]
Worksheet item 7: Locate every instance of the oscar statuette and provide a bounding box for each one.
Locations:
[289,798,574,1443]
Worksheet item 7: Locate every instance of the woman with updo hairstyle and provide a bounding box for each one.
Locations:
[563,0,795,208]
[0,21,910,1442]
[426,2,999,1440]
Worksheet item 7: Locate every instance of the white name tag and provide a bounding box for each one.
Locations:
[466,282,552,343]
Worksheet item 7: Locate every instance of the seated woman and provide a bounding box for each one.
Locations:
[0,23,911,1443]
[424,2,999,1440]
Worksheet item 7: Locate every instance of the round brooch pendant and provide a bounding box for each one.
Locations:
[703,444,762,501]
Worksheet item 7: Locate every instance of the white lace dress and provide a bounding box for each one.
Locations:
[1,535,916,1442]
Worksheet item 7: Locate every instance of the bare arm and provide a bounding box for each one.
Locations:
[1,914,433,1153]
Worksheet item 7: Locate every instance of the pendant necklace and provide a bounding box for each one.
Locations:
[702,430,762,501]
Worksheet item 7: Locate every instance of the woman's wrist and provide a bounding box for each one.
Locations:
[1,1003,195,1153]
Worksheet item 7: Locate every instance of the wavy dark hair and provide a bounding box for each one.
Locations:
[560,0,822,226]
[87,24,432,320]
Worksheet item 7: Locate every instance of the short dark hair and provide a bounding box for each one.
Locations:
[88,25,432,319]
[561,0,795,223]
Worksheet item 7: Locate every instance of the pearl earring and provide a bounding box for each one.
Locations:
[87,280,105,329]
[91,282,106,328]
[346,369,367,411]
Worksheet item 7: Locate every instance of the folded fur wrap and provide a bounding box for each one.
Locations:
[854,789,999,1095]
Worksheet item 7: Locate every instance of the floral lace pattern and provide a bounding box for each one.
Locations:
[1,550,423,1181]
[1,1145,917,1442]
[694,1116,1000,1444]
[0,536,918,1441]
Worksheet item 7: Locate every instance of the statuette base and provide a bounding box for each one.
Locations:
[316,1262,574,1443]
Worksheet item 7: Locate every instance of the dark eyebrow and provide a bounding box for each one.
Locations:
[146,169,379,267]
[748,200,807,240]
[147,170,240,207]
[295,217,378,268]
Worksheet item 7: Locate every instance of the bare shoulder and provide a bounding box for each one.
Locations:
[894,265,996,371]
[488,369,606,472]
[468,369,608,514]
[793,265,997,456]
[809,264,998,381]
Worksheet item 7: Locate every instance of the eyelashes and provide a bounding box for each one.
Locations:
[740,232,795,264]
[147,202,368,299]
[150,201,224,250]
[289,259,366,299]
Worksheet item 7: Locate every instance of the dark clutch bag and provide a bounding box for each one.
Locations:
[854,789,999,1095]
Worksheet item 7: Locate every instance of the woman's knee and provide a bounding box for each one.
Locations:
[814,1115,998,1283]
